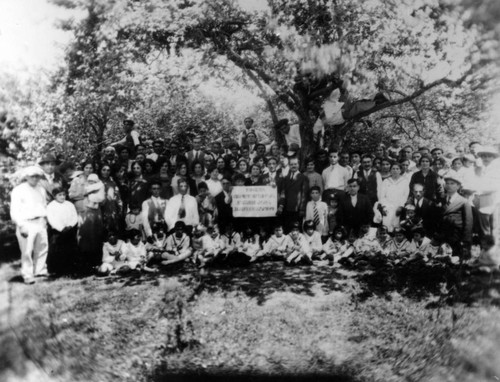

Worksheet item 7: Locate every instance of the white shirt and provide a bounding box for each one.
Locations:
[47,200,78,232]
[10,182,47,227]
[141,196,168,237]
[322,164,350,190]
[206,179,223,197]
[164,193,199,230]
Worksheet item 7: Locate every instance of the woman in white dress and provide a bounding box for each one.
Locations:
[379,163,410,232]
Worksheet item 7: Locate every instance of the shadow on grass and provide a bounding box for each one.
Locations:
[349,257,500,306]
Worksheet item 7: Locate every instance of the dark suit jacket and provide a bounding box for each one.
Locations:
[440,194,473,244]
[410,197,436,234]
[279,172,309,214]
[338,193,374,235]
[186,150,205,168]
[215,191,233,226]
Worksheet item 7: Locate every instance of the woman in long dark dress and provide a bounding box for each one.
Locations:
[99,164,124,235]
[128,161,150,207]
[78,173,105,271]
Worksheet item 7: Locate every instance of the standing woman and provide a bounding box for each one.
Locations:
[245,164,264,186]
[99,164,124,235]
[78,173,105,272]
[190,161,206,193]
[69,161,94,222]
[128,161,149,207]
[379,158,392,180]
[171,161,197,196]
[158,160,173,200]
[114,164,130,215]
[143,158,158,182]
[378,163,410,232]
[409,155,443,203]
[215,157,227,180]
[223,155,237,181]
[236,158,250,178]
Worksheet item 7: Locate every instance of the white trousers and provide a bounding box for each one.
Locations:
[16,218,48,280]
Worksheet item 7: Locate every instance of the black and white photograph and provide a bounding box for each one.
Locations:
[1,0,500,381]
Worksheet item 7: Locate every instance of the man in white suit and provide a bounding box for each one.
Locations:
[164,178,199,234]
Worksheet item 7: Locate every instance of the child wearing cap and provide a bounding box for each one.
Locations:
[46,187,79,275]
[399,204,422,235]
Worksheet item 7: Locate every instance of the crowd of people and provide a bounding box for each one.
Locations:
[9,118,500,284]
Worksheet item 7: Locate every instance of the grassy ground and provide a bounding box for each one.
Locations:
[1,252,500,382]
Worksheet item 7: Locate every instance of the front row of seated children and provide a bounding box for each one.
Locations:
[98,218,496,274]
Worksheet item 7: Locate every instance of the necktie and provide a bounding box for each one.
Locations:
[178,195,186,219]
[313,202,320,227]
[194,151,198,161]
[446,196,451,206]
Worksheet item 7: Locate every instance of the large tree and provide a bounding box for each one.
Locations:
[101,0,498,156]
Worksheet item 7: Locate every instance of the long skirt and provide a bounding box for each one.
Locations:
[47,225,79,276]
[102,199,123,236]
[78,208,104,271]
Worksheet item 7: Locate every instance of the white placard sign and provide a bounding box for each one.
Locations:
[232,186,277,218]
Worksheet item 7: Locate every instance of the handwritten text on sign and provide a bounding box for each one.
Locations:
[232,186,277,217]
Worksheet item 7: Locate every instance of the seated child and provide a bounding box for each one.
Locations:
[99,231,127,275]
[385,227,411,259]
[353,224,383,257]
[303,220,323,259]
[322,226,353,263]
[305,186,329,239]
[125,201,145,235]
[285,222,313,265]
[376,225,391,252]
[326,193,339,237]
[146,225,168,262]
[220,223,244,264]
[399,204,422,236]
[124,229,155,272]
[253,223,292,262]
[407,226,432,261]
[473,235,499,271]
[194,225,225,267]
[237,226,261,262]
[196,182,216,227]
[161,221,192,266]
[46,187,79,275]
[427,233,455,262]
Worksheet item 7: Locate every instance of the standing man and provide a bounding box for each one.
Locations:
[147,139,166,163]
[186,137,205,168]
[475,146,500,239]
[321,148,350,200]
[440,174,473,258]
[142,180,168,241]
[112,119,141,156]
[278,157,309,232]
[10,166,49,284]
[164,178,199,233]
[215,177,233,232]
[355,154,382,206]
[38,153,65,202]
[338,178,374,237]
